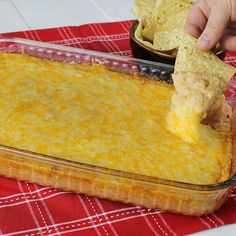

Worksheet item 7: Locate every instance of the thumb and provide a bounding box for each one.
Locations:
[197,2,230,50]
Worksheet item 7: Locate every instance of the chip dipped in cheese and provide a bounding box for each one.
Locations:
[0,53,232,184]
[168,72,227,142]
[168,35,236,143]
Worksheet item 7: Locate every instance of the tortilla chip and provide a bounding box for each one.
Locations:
[158,4,191,32]
[175,34,236,81]
[134,22,154,49]
[141,0,192,41]
[182,0,196,3]
[135,22,183,52]
[140,13,158,42]
[153,28,185,51]
[132,0,156,27]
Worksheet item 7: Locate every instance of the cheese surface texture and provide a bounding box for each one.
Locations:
[0,53,231,184]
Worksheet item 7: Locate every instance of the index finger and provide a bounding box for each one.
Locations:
[185,3,208,38]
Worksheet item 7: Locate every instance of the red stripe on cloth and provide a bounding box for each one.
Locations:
[0,21,133,56]
[0,20,236,236]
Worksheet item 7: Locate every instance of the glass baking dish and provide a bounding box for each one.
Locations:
[0,37,235,216]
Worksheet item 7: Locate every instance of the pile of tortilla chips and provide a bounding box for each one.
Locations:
[133,0,195,52]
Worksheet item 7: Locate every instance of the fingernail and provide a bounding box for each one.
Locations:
[198,34,211,49]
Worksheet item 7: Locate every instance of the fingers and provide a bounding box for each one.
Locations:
[185,0,233,51]
[197,2,230,50]
[185,2,208,38]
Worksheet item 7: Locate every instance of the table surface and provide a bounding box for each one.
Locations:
[0,0,235,235]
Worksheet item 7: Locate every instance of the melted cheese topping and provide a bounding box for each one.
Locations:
[0,53,231,184]
[167,72,226,143]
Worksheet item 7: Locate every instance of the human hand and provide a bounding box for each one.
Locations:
[185,0,236,51]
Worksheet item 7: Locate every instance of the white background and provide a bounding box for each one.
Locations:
[0,0,235,235]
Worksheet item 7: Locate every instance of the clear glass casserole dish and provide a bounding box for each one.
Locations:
[0,38,235,216]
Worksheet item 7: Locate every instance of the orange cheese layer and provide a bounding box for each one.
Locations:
[0,53,231,184]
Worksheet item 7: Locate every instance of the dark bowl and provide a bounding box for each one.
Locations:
[130,20,225,65]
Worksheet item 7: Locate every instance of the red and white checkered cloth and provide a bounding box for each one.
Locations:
[1,20,236,236]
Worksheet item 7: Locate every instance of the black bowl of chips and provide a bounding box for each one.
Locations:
[130,20,225,65]
[130,20,177,65]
